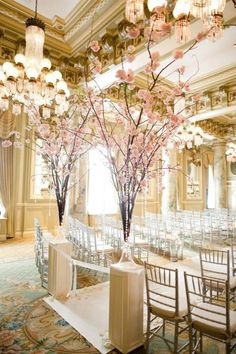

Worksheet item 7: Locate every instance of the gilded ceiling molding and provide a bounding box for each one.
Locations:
[64,0,112,42]
[197,119,230,138]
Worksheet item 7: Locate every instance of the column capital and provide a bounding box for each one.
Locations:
[212,141,226,149]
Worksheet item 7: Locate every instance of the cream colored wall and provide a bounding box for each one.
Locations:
[227,161,236,210]
[13,112,58,238]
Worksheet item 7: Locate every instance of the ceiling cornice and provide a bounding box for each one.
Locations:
[65,0,125,56]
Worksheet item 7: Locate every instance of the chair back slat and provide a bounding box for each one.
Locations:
[184,273,230,333]
[145,263,179,317]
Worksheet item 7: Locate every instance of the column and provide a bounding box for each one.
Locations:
[162,147,178,213]
[213,142,227,209]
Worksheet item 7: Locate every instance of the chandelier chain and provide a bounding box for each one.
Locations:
[35,0,38,19]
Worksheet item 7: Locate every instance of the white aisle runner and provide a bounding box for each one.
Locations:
[44,281,113,354]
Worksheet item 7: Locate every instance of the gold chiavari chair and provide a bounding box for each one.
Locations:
[144,262,189,353]
[184,272,236,353]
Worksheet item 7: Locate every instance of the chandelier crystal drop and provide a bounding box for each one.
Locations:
[173,0,191,43]
[125,0,227,44]
[0,1,69,118]
[125,0,144,24]
[190,0,210,19]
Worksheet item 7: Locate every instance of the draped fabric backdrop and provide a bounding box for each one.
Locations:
[0,111,16,237]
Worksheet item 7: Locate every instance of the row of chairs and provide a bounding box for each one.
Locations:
[67,216,150,265]
[34,218,48,288]
[95,209,236,262]
[67,216,114,266]
[145,263,236,354]
[145,247,236,353]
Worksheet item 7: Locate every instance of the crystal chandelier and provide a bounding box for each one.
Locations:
[226,143,236,162]
[175,122,204,149]
[0,0,69,118]
[125,0,228,43]
[125,0,144,24]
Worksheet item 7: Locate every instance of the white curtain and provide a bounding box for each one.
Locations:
[0,138,15,237]
[0,110,16,139]
[87,148,118,215]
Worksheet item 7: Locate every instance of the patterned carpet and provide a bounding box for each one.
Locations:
[0,241,109,354]
[0,239,235,354]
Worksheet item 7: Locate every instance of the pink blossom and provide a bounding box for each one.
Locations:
[2,140,12,148]
[126,26,140,39]
[147,112,160,124]
[38,124,51,139]
[116,69,134,83]
[127,45,136,54]
[89,40,100,52]
[196,31,207,42]
[151,51,160,62]
[185,83,190,91]
[126,54,135,63]
[144,27,161,42]
[173,50,184,60]
[13,141,23,149]
[178,65,186,75]
[116,69,127,81]
[89,59,102,74]
[161,22,172,34]
[192,94,201,102]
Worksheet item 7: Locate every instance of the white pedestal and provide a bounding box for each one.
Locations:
[109,261,144,353]
[48,239,72,298]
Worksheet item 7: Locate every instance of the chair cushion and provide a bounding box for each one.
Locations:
[191,302,236,340]
[230,275,236,289]
[93,245,114,253]
[150,294,188,320]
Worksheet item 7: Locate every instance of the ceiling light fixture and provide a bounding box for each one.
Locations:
[125,0,229,43]
[175,122,204,150]
[226,142,236,162]
[0,0,70,118]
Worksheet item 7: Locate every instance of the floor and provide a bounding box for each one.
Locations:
[0,237,231,354]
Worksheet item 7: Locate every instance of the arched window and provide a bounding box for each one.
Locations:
[87,148,118,215]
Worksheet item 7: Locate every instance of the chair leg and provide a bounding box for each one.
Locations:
[162,319,166,336]
[225,341,231,354]
[174,322,178,354]
[145,309,151,353]
[189,325,193,354]
[199,332,203,353]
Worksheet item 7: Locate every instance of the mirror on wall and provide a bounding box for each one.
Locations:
[186,159,201,199]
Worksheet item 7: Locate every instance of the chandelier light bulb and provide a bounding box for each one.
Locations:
[41,58,52,70]
[209,0,226,13]
[45,72,57,85]
[2,62,14,74]
[173,0,190,18]
[148,0,167,11]
[15,53,26,66]
[0,71,6,82]
[56,80,67,92]
[53,70,63,81]
[6,66,19,79]
[26,67,39,79]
